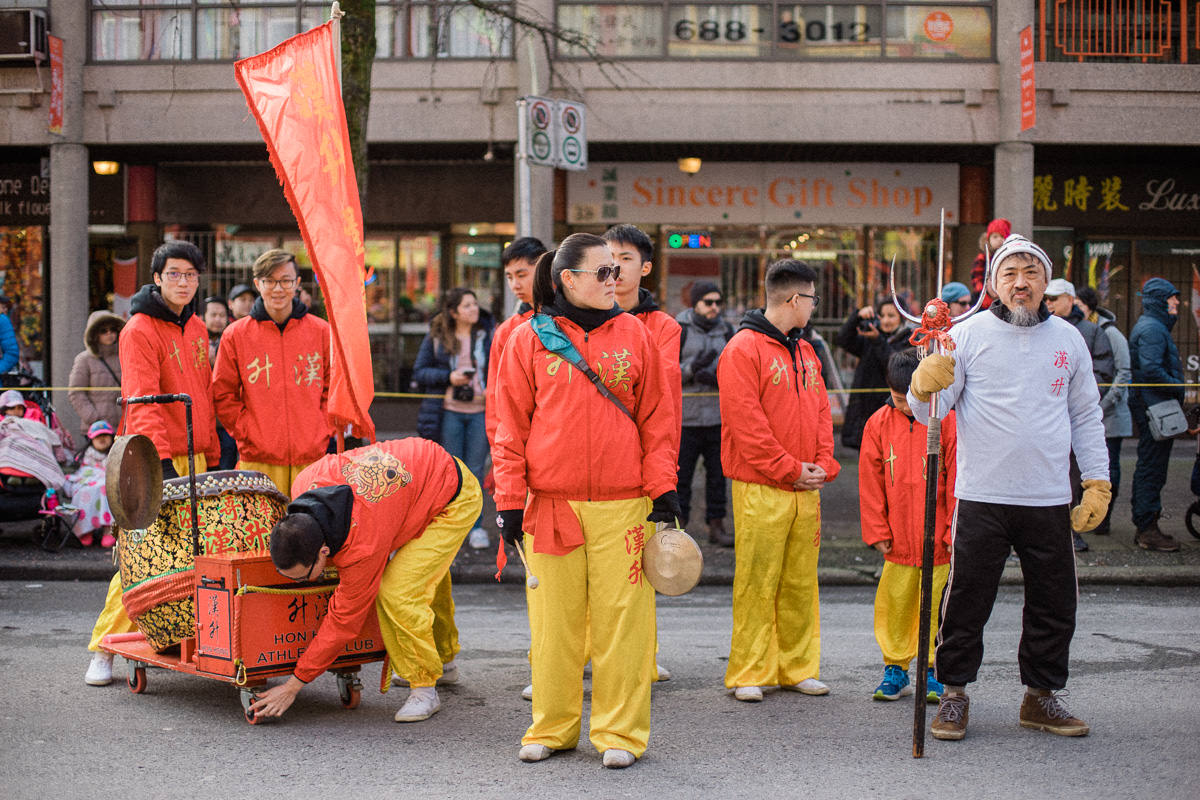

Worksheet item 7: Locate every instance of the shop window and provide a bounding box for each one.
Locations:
[196,6,299,60]
[556,4,665,57]
[666,4,774,59]
[882,4,992,60]
[775,3,884,59]
[0,226,45,376]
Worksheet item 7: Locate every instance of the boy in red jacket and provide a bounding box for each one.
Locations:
[718,259,839,703]
[860,348,957,702]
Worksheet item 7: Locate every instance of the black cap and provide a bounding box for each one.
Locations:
[690,280,721,307]
[228,283,255,302]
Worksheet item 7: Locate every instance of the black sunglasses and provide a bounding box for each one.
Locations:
[568,265,621,282]
[699,297,723,307]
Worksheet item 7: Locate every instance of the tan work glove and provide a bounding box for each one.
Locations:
[909,354,956,402]
[1070,479,1112,532]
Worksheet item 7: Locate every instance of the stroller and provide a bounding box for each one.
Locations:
[0,369,81,551]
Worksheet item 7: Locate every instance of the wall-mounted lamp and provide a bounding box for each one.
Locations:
[677,157,702,175]
[92,161,120,176]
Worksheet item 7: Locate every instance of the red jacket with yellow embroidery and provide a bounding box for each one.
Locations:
[859,403,957,566]
[718,311,839,490]
[212,300,333,467]
[290,437,461,682]
[119,285,218,465]
[492,309,677,514]
[485,305,533,448]
[633,305,683,457]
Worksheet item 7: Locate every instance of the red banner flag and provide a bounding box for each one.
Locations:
[234,20,375,441]
[48,35,63,135]
[1019,26,1036,132]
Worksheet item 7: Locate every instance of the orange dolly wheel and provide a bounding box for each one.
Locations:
[335,670,362,709]
[127,662,147,694]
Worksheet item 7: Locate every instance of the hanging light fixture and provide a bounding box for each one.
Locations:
[677,157,702,175]
[92,161,120,175]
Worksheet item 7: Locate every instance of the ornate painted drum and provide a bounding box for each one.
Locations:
[117,470,288,651]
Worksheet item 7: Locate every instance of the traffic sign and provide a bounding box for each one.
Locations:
[521,95,557,168]
[554,100,587,172]
[519,96,588,171]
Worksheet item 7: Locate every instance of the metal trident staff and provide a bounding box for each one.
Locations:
[890,208,986,758]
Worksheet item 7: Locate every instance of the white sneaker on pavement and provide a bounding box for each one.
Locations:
[85,652,113,686]
[785,678,829,695]
[518,743,554,762]
[392,659,460,687]
[602,749,636,769]
[734,686,764,702]
[521,683,533,701]
[394,687,441,722]
[468,527,490,550]
[655,663,671,681]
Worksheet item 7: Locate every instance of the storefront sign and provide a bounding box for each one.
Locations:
[1019,26,1036,131]
[1033,166,1200,232]
[667,231,713,248]
[0,163,50,224]
[569,162,958,226]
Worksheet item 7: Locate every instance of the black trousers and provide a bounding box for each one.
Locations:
[676,424,726,524]
[935,500,1077,690]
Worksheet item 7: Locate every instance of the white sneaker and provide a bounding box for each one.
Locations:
[394,687,441,722]
[655,663,671,681]
[468,527,490,550]
[786,678,829,696]
[392,660,460,688]
[85,652,113,686]
[734,686,764,702]
[518,743,554,762]
[602,748,636,769]
[521,683,533,701]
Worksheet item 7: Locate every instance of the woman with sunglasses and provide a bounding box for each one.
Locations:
[492,232,678,770]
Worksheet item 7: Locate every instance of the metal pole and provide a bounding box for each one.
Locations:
[516,98,532,238]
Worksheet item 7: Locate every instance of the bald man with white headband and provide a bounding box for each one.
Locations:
[906,234,1109,742]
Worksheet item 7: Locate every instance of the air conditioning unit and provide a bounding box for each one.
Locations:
[0,9,48,62]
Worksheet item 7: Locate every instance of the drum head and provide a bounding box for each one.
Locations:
[106,434,163,530]
[642,527,704,596]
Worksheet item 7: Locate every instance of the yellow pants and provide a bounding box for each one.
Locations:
[874,560,949,668]
[377,463,479,689]
[726,480,822,688]
[237,460,310,497]
[88,453,207,652]
[523,497,656,757]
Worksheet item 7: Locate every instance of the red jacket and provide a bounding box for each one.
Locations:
[492,310,677,552]
[485,307,533,448]
[290,437,461,682]
[859,404,957,566]
[119,285,218,465]
[635,308,683,456]
[718,312,839,490]
[212,302,333,466]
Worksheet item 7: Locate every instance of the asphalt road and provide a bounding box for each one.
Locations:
[2,581,1198,799]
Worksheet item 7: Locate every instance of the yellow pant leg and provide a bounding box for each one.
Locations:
[88,572,137,651]
[524,530,589,751]
[874,561,950,667]
[581,498,656,756]
[375,465,479,689]
[88,453,209,653]
[236,460,310,498]
[726,481,822,688]
[431,572,460,665]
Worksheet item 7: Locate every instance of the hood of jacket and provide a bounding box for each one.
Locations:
[677,306,723,333]
[287,485,354,558]
[1138,277,1180,330]
[84,310,126,357]
[249,296,309,329]
[628,287,661,316]
[130,284,196,329]
[737,308,800,353]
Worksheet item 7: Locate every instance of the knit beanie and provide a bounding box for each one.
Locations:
[988,234,1052,292]
[689,280,721,307]
[986,218,1012,239]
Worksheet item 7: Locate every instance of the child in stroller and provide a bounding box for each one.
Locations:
[0,385,78,549]
[64,421,116,547]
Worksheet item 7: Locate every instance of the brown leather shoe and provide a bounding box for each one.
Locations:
[1019,690,1089,736]
[1135,523,1181,552]
[708,518,734,547]
[930,692,969,740]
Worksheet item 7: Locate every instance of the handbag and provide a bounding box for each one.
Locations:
[1146,398,1187,441]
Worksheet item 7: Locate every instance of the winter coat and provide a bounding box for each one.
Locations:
[718,310,840,490]
[676,307,733,428]
[68,310,125,436]
[1129,277,1184,409]
[0,313,18,374]
[630,288,683,453]
[835,311,913,449]
[412,323,492,440]
[1094,307,1132,438]
[1064,305,1115,389]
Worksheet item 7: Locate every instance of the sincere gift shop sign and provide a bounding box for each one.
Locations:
[568,162,959,226]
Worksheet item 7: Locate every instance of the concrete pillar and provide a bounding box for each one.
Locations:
[992,0,1035,237]
[513,0,555,251]
[48,0,88,436]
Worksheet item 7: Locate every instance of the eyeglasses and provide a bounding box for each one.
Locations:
[568,265,621,282]
[699,297,723,307]
[790,292,820,308]
[258,278,298,290]
[287,559,321,583]
[161,271,200,284]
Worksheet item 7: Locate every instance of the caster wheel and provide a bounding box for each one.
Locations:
[1186,500,1200,540]
[127,664,147,694]
[336,671,362,709]
[240,688,265,725]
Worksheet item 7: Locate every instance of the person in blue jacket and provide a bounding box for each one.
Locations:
[1128,277,1184,552]
[0,297,19,374]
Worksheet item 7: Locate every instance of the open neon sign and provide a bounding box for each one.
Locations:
[667,231,713,249]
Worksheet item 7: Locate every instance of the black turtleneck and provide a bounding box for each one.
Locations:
[542,289,621,332]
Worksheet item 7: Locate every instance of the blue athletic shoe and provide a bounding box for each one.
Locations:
[872,665,912,701]
[925,668,944,703]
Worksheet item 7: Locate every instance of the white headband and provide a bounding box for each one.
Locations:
[988,234,1053,291]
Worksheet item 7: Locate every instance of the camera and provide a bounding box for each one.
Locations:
[857,318,879,333]
[452,384,475,402]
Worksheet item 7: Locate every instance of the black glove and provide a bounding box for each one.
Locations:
[691,348,718,371]
[647,491,682,525]
[160,458,178,481]
[497,510,525,546]
[695,364,719,387]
